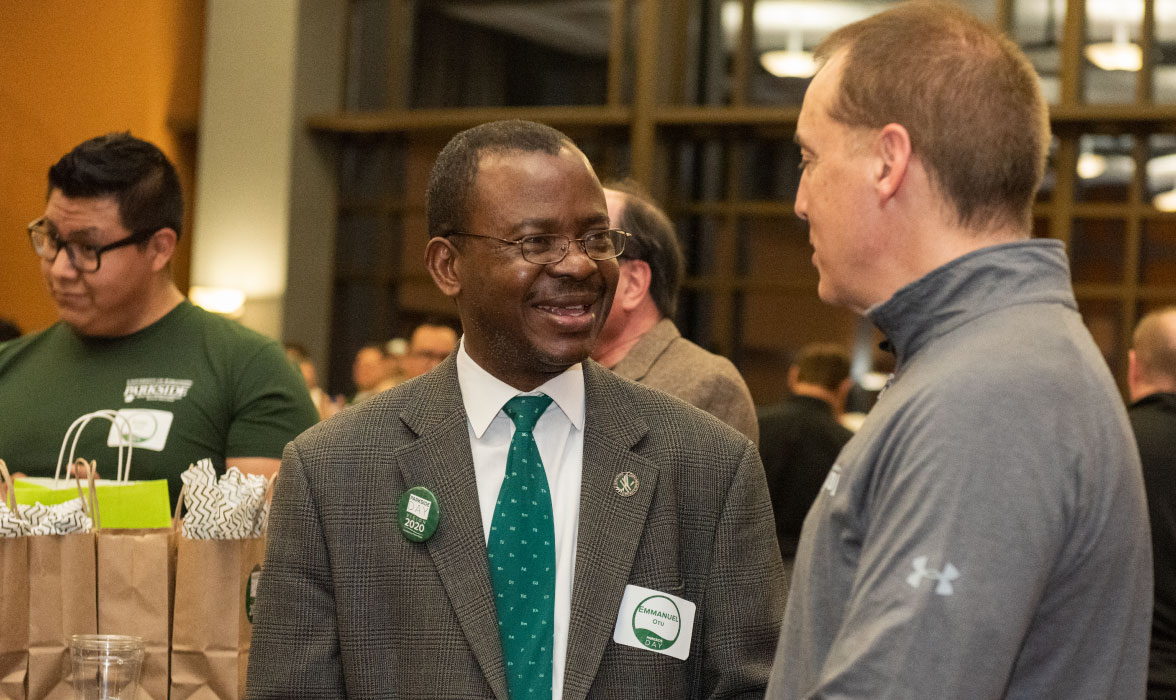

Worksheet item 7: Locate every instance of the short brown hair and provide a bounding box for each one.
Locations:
[815,1,1049,232]
[1133,307,1176,385]
[603,179,684,319]
[793,343,851,393]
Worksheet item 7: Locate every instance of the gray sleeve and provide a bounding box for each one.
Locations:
[701,439,787,699]
[812,399,1072,698]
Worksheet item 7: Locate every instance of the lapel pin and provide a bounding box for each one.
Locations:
[398,486,440,542]
[613,471,640,498]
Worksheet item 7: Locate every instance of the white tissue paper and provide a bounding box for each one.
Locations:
[0,496,93,537]
[180,459,270,540]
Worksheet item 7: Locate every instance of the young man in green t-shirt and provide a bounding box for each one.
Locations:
[0,132,317,504]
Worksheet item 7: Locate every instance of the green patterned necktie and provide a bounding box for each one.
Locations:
[488,394,556,700]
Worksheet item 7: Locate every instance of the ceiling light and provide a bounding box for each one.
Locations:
[859,371,890,392]
[1154,188,1176,212]
[1077,152,1109,179]
[189,286,246,317]
[1085,23,1142,72]
[761,27,817,79]
[761,50,818,78]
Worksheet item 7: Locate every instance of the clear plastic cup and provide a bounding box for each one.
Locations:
[69,635,146,700]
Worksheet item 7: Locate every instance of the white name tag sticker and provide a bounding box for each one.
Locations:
[105,409,174,452]
[612,584,696,660]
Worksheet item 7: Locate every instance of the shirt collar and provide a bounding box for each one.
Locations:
[456,337,586,438]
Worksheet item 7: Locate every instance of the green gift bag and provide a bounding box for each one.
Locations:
[12,410,172,529]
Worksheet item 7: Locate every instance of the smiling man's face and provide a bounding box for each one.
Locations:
[451,146,617,390]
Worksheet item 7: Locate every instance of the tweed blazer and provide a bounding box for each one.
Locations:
[610,319,759,444]
[246,356,785,700]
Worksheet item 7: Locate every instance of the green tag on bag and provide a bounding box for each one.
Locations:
[245,564,262,623]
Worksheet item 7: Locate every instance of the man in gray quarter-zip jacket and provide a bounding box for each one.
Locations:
[767,3,1151,699]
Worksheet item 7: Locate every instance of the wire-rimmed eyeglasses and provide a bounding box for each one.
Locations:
[445,228,630,265]
[27,217,160,273]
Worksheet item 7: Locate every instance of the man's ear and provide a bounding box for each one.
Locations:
[148,228,178,272]
[425,237,462,298]
[875,122,912,201]
[617,259,651,312]
[1128,349,1142,398]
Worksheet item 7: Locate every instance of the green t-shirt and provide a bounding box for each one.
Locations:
[0,300,318,503]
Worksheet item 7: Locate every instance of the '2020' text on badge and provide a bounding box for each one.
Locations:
[612,584,697,660]
[398,486,440,542]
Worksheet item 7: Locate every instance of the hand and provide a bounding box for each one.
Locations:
[69,460,100,480]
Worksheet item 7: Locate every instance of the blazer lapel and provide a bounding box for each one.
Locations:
[393,361,510,700]
[562,362,659,700]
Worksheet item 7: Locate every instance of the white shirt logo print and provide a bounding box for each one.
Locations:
[907,555,960,596]
[822,464,842,497]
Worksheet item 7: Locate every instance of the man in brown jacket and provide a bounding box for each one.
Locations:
[590,180,759,443]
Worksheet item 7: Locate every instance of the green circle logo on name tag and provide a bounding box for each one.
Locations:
[631,594,681,650]
[398,486,440,542]
[245,564,262,624]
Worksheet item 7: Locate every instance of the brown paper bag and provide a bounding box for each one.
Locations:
[169,536,266,700]
[27,533,98,700]
[1,459,98,700]
[0,533,30,700]
[0,457,29,700]
[96,528,176,700]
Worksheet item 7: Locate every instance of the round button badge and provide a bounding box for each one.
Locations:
[398,486,440,542]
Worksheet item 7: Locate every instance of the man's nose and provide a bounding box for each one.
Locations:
[47,246,79,277]
[548,240,599,277]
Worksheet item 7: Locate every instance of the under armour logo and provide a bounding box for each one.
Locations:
[822,464,842,497]
[906,555,959,596]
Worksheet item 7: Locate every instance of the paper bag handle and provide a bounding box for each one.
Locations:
[250,474,277,535]
[172,483,186,533]
[55,410,135,485]
[71,459,101,531]
[0,458,18,516]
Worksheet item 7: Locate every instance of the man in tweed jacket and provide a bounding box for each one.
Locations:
[246,120,785,700]
[590,181,759,443]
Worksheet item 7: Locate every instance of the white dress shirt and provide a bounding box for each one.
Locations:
[456,339,584,700]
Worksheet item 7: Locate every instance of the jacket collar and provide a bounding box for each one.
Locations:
[867,239,1075,367]
[610,318,680,381]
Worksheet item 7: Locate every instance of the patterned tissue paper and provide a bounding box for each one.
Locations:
[180,459,270,540]
[0,496,92,537]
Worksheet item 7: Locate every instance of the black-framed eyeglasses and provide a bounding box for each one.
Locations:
[27,217,160,273]
[446,228,630,265]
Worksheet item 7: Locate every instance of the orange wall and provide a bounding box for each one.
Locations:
[0,1,203,334]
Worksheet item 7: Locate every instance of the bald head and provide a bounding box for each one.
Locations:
[1129,307,1176,401]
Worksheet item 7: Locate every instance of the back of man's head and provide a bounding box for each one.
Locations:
[427,120,576,240]
[816,0,1049,233]
[793,343,852,393]
[603,179,685,319]
[48,132,184,239]
[1131,307,1176,396]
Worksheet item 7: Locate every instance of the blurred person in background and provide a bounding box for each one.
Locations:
[757,343,853,575]
[399,318,459,380]
[350,341,399,404]
[590,179,758,442]
[285,342,343,422]
[1127,306,1176,700]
